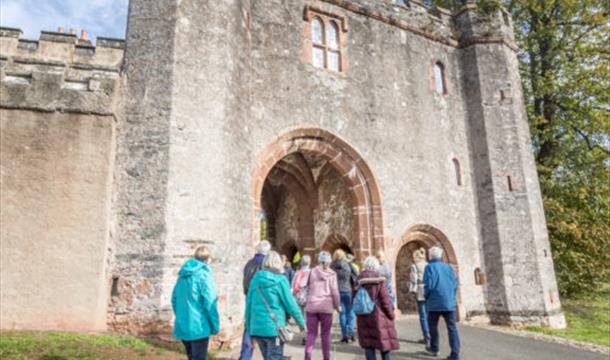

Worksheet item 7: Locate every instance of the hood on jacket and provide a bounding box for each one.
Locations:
[253,269,285,289]
[358,270,385,285]
[178,259,209,278]
[312,265,336,280]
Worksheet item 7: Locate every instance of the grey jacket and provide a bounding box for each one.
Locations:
[331,259,356,292]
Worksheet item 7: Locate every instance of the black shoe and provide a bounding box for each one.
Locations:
[301,338,306,345]
[340,337,349,343]
[425,347,438,357]
[350,335,356,342]
[304,356,311,360]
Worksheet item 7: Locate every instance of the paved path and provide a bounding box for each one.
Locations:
[252,317,607,360]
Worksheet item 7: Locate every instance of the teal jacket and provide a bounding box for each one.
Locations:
[172,259,220,341]
[245,269,305,337]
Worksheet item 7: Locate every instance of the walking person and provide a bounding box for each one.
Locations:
[292,255,312,345]
[424,246,460,360]
[376,250,396,307]
[282,254,295,285]
[354,256,399,360]
[171,246,219,360]
[409,248,430,346]
[331,249,356,342]
[239,240,271,360]
[245,251,306,360]
[304,251,341,360]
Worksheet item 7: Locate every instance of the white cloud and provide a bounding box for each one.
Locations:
[0,0,128,42]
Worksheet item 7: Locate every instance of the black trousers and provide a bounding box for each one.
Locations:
[182,337,210,360]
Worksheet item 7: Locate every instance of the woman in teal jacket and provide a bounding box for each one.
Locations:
[172,246,219,360]
[245,251,305,360]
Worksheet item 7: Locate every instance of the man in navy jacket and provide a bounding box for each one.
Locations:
[423,246,460,360]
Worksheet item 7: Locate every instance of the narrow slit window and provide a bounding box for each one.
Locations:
[434,62,446,94]
[452,158,462,186]
[507,176,513,191]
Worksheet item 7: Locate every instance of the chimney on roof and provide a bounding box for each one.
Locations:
[80,30,87,40]
[57,26,65,33]
[68,28,76,35]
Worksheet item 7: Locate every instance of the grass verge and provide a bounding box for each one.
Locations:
[0,331,185,360]
[526,285,610,347]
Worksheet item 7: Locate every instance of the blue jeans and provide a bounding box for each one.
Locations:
[417,301,431,342]
[239,328,254,360]
[339,291,354,338]
[428,311,460,360]
[365,348,391,360]
[182,337,209,360]
[253,336,284,360]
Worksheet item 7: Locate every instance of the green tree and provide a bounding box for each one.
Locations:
[433,0,609,295]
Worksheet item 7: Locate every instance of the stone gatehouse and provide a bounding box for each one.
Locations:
[0,0,565,344]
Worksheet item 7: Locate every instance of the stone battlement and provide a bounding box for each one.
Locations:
[0,27,124,115]
[0,27,124,69]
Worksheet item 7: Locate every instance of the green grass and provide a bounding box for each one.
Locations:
[0,331,184,360]
[526,285,610,347]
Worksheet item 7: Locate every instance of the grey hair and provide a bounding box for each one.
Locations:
[263,251,284,272]
[194,246,212,263]
[318,251,332,266]
[256,240,271,255]
[300,255,311,268]
[363,256,380,271]
[429,246,443,260]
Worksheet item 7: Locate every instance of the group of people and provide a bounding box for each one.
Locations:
[171,240,460,360]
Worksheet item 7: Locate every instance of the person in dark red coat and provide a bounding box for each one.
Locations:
[354,256,400,360]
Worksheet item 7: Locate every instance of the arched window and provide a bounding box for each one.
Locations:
[326,21,340,72]
[311,17,325,69]
[452,158,462,186]
[308,14,344,72]
[434,62,446,94]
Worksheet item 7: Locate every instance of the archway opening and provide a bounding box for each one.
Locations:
[253,128,384,262]
[394,225,459,316]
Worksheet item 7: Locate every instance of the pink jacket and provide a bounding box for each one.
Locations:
[305,265,340,314]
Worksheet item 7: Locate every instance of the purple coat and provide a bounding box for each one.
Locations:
[354,270,400,352]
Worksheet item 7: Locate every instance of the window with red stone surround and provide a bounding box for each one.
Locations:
[303,7,348,73]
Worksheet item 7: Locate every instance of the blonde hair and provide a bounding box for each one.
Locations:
[263,251,284,272]
[333,249,346,261]
[413,248,426,262]
[194,246,212,263]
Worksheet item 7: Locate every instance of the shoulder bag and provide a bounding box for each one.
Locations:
[256,285,294,343]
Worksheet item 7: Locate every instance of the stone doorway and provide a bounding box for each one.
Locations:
[395,241,428,314]
[253,127,385,261]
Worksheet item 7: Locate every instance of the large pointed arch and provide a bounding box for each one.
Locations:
[252,127,384,260]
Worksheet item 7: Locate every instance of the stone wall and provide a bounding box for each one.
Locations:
[0,27,123,331]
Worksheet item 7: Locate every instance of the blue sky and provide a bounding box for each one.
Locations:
[0,0,128,42]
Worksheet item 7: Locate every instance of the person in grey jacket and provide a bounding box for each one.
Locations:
[331,249,358,343]
[409,247,430,346]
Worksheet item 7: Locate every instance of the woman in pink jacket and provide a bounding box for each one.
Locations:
[304,251,341,360]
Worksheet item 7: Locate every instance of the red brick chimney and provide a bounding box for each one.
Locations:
[57,26,64,33]
[68,28,76,35]
[80,30,87,40]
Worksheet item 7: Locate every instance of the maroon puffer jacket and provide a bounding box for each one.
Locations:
[354,270,400,352]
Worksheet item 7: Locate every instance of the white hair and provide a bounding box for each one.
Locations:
[363,256,380,271]
[300,255,311,268]
[429,246,443,260]
[256,240,271,255]
[263,251,284,272]
[318,251,331,266]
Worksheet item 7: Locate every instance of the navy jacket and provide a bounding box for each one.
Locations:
[423,258,458,312]
[243,253,265,295]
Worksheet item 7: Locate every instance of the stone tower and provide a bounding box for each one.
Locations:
[0,0,564,340]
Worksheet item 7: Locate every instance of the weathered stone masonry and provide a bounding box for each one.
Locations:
[0,0,565,342]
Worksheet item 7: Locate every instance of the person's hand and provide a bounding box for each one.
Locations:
[337,306,342,313]
[299,325,306,332]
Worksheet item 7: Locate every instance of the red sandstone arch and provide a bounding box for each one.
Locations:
[393,224,462,318]
[252,127,384,261]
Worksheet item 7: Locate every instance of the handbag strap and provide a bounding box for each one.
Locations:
[256,285,280,327]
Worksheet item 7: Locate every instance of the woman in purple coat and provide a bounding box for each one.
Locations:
[354,256,400,360]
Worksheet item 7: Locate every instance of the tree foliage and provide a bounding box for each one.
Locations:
[432,0,609,295]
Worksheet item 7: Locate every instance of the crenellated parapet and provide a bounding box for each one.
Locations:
[0,27,124,115]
